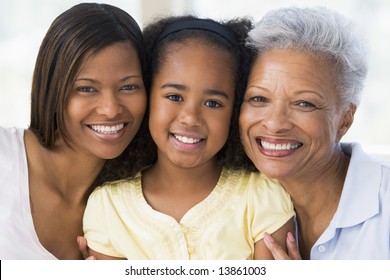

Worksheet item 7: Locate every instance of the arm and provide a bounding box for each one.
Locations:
[253,218,296,259]
[89,248,126,260]
[83,187,127,260]
[77,236,125,260]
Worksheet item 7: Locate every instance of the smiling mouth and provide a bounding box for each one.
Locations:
[256,138,302,151]
[173,134,204,144]
[89,124,126,134]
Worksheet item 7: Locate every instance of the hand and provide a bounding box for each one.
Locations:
[263,232,302,260]
[77,236,96,260]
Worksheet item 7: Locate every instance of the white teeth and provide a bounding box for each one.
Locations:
[261,140,300,151]
[174,134,202,144]
[90,124,124,134]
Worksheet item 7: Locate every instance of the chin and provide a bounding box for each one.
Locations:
[95,149,125,160]
[252,161,285,179]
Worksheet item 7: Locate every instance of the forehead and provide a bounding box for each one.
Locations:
[152,39,236,98]
[249,49,338,92]
[164,38,233,62]
[158,39,235,79]
[79,42,137,69]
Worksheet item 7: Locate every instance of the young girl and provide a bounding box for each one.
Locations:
[0,3,147,259]
[83,15,295,260]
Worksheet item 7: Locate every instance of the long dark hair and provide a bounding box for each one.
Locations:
[29,3,147,187]
[30,3,145,148]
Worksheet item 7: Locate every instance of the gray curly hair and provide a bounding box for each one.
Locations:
[247,6,369,109]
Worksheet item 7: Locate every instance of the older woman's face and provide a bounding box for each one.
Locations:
[239,49,354,181]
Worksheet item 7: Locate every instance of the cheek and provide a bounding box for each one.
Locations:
[148,102,170,139]
[64,99,86,125]
[238,111,248,131]
[239,106,258,136]
[304,114,337,139]
[130,95,147,118]
[219,119,231,137]
[210,112,232,143]
[149,100,169,127]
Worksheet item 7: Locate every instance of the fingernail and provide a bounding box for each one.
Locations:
[287,232,295,242]
[263,232,273,243]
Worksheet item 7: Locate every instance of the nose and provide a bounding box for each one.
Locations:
[95,91,122,119]
[261,102,293,134]
[178,102,202,127]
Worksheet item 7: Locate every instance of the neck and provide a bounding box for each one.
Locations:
[280,146,349,214]
[279,146,350,258]
[141,156,223,223]
[26,131,106,203]
[144,156,222,193]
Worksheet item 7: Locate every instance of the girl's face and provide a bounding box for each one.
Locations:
[64,42,146,159]
[239,49,354,182]
[149,39,235,168]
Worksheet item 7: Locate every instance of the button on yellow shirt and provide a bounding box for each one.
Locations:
[83,166,294,259]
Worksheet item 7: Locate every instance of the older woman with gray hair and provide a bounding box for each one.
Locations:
[239,6,390,259]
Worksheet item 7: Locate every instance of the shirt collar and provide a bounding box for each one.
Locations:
[331,142,381,228]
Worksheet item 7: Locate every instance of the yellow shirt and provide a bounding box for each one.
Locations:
[83,166,294,259]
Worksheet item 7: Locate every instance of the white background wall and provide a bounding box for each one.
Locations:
[1,0,389,157]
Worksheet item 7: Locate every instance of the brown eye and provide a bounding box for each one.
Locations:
[247,96,268,107]
[120,84,138,91]
[77,87,96,93]
[166,94,183,102]
[294,100,318,112]
[205,100,222,108]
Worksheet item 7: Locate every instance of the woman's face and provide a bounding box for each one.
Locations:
[64,42,146,159]
[149,39,235,168]
[239,49,354,181]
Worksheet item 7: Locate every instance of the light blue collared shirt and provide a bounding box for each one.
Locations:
[309,143,390,259]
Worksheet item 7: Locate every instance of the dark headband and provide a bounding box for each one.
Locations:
[157,18,238,48]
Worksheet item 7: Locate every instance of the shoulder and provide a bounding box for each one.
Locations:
[231,168,295,235]
[89,172,142,201]
[219,166,295,222]
[238,168,294,213]
[343,142,390,165]
[344,142,390,179]
[0,126,26,167]
[0,126,24,146]
[342,142,390,200]
[222,165,290,198]
[85,172,143,222]
[378,161,390,195]
[245,169,287,194]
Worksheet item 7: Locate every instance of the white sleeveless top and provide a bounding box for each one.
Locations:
[0,126,56,259]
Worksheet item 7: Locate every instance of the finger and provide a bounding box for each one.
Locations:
[77,236,89,259]
[286,232,302,260]
[263,232,292,260]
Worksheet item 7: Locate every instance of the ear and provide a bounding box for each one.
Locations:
[336,104,356,142]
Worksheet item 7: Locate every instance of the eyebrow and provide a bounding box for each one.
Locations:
[161,83,230,99]
[247,86,324,100]
[295,90,325,99]
[205,89,229,99]
[75,75,142,83]
[246,85,268,92]
[161,83,187,91]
